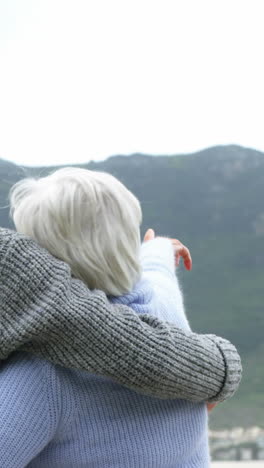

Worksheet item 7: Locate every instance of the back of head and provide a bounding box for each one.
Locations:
[9,167,142,296]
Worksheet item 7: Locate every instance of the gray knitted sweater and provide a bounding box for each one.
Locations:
[0,228,242,402]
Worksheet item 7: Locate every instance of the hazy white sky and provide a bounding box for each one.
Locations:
[0,0,264,167]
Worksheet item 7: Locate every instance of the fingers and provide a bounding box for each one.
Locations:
[143,228,155,242]
[181,246,192,271]
[171,239,192,271]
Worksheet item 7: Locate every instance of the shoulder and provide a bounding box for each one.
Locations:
[0,352,80,466]
[0,352,60,464]
[0,352,62,433]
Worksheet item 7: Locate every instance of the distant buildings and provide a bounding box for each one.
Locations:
[210,427,264,461]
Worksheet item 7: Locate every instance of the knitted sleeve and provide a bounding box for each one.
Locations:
[0,228,242,402]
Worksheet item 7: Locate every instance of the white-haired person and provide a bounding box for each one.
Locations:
[0,168,241,467]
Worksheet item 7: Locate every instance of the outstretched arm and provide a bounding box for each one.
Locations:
[141,231,219,411]
[0,228,241,402]
[140,234,190,330]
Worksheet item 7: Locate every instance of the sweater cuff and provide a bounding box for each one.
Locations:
[206,335,242,403]
[140,238,175,275]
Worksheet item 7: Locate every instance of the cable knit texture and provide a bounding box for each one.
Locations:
[0,238,212,467]
[0,227,241,403]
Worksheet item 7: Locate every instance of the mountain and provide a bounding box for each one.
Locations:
[1,144,264,429]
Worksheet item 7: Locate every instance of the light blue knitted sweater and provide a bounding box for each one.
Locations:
[0,238,209,467]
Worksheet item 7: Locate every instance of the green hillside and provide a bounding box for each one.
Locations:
[1,145,264,429]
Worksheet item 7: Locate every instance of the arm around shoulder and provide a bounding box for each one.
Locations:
[0,228,242,402]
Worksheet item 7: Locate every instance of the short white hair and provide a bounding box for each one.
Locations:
[9,167,142,296]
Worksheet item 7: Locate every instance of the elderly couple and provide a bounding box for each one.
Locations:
[0,167,241,467]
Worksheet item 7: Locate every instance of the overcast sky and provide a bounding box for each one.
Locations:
[0,0,264,167]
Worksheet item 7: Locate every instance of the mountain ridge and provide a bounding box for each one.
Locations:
[2,143,264,169]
